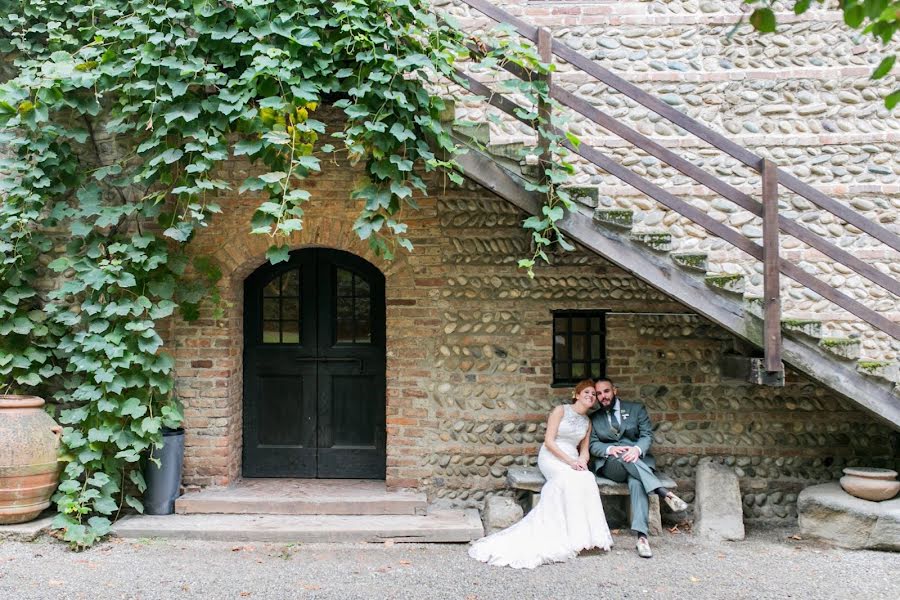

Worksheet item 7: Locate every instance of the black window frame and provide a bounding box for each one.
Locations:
[551,310,607,387]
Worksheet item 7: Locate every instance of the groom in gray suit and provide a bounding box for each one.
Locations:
[589,378,687,558]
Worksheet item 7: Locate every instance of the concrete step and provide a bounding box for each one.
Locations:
[781,319,823,339]
[670,252,708,273]
[593,208,634,230]
[705,273,746,295]
[175,479,427,516]
[857,360,900,384]
[112,509,484,543]
[630,230,672,252]
[452,120,490,145]
[818,337,861,361]
[560,185,600,208]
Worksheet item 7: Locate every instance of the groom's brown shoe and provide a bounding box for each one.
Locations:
[636,536,652,558]
[664,493,689,513]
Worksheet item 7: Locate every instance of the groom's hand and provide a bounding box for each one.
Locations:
[607,446,629,457]
[621,446,641,463]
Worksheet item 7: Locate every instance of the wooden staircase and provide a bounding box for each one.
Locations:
[444,0,900,429]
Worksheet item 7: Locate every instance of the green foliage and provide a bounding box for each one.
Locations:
[0,0,573,547]
[741,1,900,108]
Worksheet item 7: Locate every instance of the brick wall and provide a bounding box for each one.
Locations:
[171,107,896,523]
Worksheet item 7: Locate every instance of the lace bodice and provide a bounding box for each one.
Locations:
[554,404,589,449]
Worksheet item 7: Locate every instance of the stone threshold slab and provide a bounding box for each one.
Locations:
[112,509,483,543]
[0,514,54,541]
[175,479,427,516]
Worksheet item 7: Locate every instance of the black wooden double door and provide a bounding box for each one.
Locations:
[243,249,386,479]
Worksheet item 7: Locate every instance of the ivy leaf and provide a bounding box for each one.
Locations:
[749,8,776,33]
[389,122,416,142]
[843,5,865,28]
[87,516,112,535]
[119,397,148,419]
[234,139,263,156]
[93,497,118,515]
[124,495,144,513]
[266,244,291,264]
[872,56,896,80]
[886,90,900,110]
[259,171,287,183]
[160,149,184,164]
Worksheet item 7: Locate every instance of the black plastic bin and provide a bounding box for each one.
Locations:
[143,427,185,515]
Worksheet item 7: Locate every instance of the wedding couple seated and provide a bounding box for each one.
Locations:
[469,378,688,568]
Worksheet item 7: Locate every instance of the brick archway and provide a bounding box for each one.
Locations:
[174,212,414,488]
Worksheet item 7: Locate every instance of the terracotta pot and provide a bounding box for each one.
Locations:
[839,467,900,502]
[0,395,62,524]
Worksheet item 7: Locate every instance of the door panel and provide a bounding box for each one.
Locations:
[330,374,378,447]
[243,249,386,479]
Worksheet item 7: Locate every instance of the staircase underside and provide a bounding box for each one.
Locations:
[454,139,900,431]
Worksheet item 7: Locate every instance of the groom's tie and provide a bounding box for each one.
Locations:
[607,408,619,434]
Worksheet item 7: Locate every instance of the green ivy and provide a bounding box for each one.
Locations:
[0,0,575,548]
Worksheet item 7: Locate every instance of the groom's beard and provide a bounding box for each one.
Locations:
[599,396,618,413]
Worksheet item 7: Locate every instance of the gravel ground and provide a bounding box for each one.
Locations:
[0,526,896,600]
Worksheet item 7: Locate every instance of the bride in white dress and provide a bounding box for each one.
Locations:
[469,380,613,569]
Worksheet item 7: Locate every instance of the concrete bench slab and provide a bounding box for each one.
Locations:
[507,466,676,493]
[506,466,677,536]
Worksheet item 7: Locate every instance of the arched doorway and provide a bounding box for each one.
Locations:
[242,248,386,478]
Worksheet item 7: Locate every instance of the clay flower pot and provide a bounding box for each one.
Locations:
[0,395,63,524]
[839,467,900,502]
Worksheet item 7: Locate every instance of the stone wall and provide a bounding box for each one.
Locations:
[439,0,900,362]
[171,108,897,524]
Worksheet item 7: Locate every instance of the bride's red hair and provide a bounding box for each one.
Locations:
[571,379,595,402]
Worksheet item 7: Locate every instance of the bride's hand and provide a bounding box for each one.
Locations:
[571,458,588,471]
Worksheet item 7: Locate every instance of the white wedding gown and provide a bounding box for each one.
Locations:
[468,404,613,569]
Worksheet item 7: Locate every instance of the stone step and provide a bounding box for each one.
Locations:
[451,120,490,145]
[561,185,600,208]
[486,142,529,161]
[856,360,900,384]
[175,479,427,516]
[112,509,483,543]
[704,273,746,295]
[818,337,861,361]
[781,319,823,339]
[670,252,709,273]
[593,208,634,230]
[630,230,672,252]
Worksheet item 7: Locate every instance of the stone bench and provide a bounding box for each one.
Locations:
[507,465,677,536]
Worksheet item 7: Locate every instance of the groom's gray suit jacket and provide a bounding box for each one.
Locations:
[588,399,656,475]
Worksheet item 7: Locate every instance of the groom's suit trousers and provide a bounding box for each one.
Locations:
[599,457,663,536]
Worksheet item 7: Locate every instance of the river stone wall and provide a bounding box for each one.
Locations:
[439,0,900,362]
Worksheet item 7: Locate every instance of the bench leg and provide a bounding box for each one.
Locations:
[530,492,541,511]
[648,495,662,536]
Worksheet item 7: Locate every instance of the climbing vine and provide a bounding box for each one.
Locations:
[0,0,574,547]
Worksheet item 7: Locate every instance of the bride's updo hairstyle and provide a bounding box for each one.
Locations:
[571,379,595,403]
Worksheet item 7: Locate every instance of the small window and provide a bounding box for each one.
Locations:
[552,310,606,385]
[335,267,372,344]
[261,268,302,344]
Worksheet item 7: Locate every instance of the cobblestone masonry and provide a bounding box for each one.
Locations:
[439,0,900,361]
[170,106,897,524]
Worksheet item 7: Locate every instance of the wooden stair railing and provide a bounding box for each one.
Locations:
[448,0,900,374]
